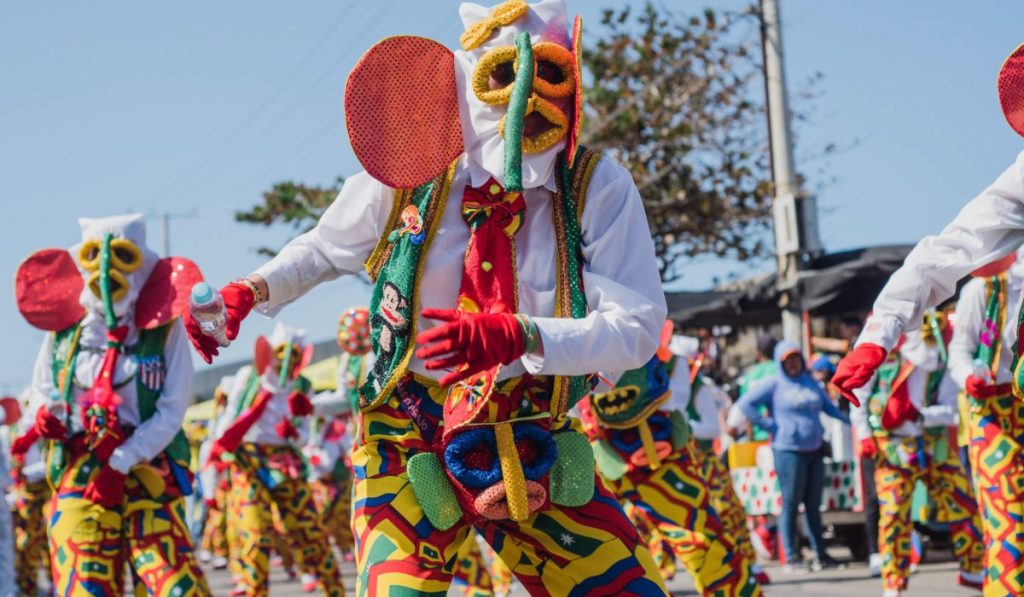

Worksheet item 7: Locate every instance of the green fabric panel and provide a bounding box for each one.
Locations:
[407,452,462,531]
[592,438,628,482]
[669,410,691,450]
[360,177,440,411]
[550,431,594,507]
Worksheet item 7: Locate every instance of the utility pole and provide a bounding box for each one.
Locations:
[150,208,198,257]
[760,0,822,348]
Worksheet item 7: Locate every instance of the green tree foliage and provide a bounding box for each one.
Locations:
[583,2,776,282]
[234,177,343,256]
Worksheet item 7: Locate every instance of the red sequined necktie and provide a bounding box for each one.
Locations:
[459,177,527,317]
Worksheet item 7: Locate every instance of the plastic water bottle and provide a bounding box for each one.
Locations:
[190,282,230,347]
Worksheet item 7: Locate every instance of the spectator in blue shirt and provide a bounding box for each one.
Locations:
[737,340,850,572]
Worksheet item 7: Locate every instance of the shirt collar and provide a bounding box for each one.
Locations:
[462,155,559,193]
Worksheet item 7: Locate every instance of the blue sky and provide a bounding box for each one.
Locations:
[2,1,1023,393]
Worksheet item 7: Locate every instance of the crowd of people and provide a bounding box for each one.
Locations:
[6,0,1024,596]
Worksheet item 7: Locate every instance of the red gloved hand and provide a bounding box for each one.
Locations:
[275,418,299,441]
[831,343,887,406]
[90,423,125,462]
[881,397,920,430]
[204,498,217,508]
[34,405,67,441]
[415,309,525,387]
[965,375,1012,400]
[206,441,230,472]
[10,428,39,458]
[859,438,878,458]
[184,281,256,364]
[82,465,127,509]
[0,397,21,426]
[287,391,313,417]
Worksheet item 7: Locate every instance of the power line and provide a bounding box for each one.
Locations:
[147,0,360,202]
[165,0,396,203]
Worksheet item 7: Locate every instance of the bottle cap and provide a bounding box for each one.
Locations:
[191,282,215,305]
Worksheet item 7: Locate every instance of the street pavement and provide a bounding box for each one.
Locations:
[199,550,982,596]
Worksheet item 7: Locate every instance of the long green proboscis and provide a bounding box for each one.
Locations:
[99,233,118,332]
[278,341,293,390]
[504,31,533,193]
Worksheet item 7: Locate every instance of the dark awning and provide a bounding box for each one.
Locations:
[666,244,915,327]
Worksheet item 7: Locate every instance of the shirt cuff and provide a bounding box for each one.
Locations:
[108,447,137,475]
[521,317,582,376]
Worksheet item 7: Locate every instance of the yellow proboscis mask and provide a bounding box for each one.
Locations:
[472,41,575,154]
[77,237,142,303]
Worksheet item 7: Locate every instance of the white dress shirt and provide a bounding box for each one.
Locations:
[253,155,667,382]
[28,312,193,474]
[665,358,729,440]
[852,333,957,439]
[947,266,1024,388]
[215,365,310,447]
[859,151,1024,351]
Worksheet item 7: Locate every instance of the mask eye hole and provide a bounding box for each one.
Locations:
[78,241,102,271]
[537,60,563,84]
[489,61,515,89]
[113,247,135,266]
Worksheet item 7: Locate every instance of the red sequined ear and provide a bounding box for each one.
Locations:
[254,336,273,375]
[999,43,1024,137]
[15,249,85,331]
[566,15,583,167]
[135,257,204,330]
[345,36,463,189]
[293,344,315,380]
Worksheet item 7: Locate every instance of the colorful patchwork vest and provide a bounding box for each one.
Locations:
[588,356,691,481]
[47,320,191,489]
[359,147,601,416]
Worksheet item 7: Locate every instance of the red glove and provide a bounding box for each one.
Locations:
[206,441,230,473]
[287,391,313,417]
[82,465,127,509]
[965,375,1012,400]
[831,343,887,406]
[275,418,299,441]
[415,309,525,387]
[34,405,67,441]
[91,424,125,462]
[859,438,878,458]
[0,397,21,426]
[204,497,217,508]
[10,428,39,457]
[881,396,920,430]
[184,282,256,364]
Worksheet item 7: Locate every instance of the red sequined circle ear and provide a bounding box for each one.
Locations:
[135,257,204,330]
[345,36,463,189]
[254,336,273,376]
[999,43,1024,137]
[15,249,85,331]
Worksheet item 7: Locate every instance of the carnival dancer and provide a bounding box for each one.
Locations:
[186,1,670,593]
[852,321,984,596]
[208,323,342,597]
[579,323,762,595]
[15,214,208,596]
[197,378,233,571]
[9,391,51,596]
[673,355,770,586]
[831,44,1024,597]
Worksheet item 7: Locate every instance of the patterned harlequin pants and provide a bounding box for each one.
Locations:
[693,440,759,566]
[451,533,516,596]
[606,445,761,596]
[969,394,1024,597]
[47,444,210,596]
[353,375,667,596]
[226,442,343,596]
[13,478,50,595]
[200,480,230,559]
[311,476,355,553]
[874,434,984,593]
[624,502,677,581]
